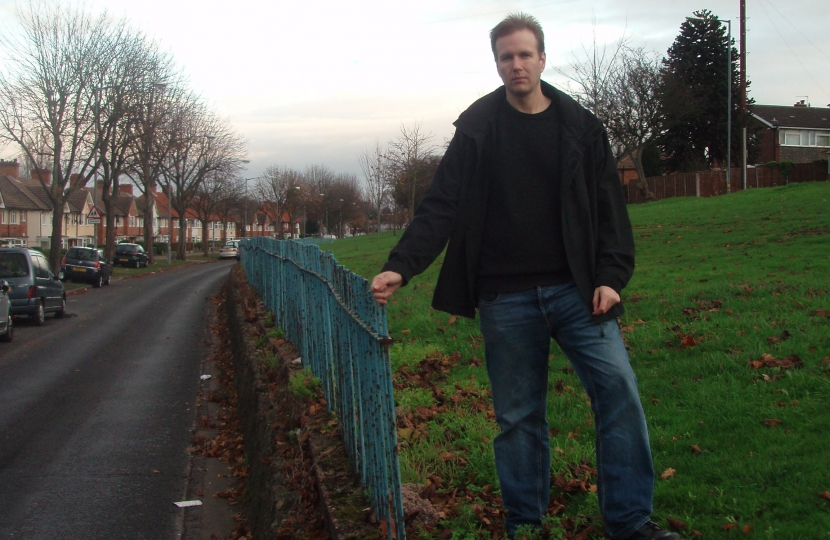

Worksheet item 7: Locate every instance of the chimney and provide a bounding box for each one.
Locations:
[0,159,20,179]
[118,184,134,196]
[32,168,52,185]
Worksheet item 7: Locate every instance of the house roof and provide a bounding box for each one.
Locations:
[17,178,53,209]
[65,189,91,213]
[0,175,52,210]
[752,105,830,130]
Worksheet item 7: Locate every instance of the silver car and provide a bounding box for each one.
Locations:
[0,280,12,342]
[0,247,66,325]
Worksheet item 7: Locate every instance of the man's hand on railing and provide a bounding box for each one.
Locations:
[371,271,403,306]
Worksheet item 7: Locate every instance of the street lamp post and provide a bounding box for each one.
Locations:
[339,198,344,238]
[241,176,258,239]
[725,19,732,194]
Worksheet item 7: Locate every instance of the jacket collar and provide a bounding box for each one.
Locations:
[453,81,602,146]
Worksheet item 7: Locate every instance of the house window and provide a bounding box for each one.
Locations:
[0,210,4,224]
[780,129,830,147]
[21,211,27,223]
[42,213,50,225]
[9,211,17,224]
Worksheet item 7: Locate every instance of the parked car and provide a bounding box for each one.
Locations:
[0,280,12,342]
[0,247,66,325]
[113,243,149,268]
[218,240,240,260]
[60,246,112,287]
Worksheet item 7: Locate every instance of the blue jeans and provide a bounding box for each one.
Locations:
[478,282,654,539]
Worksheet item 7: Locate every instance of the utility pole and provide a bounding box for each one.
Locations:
[740,0,747,190]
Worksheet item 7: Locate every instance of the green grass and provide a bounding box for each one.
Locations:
[324,183,830,539]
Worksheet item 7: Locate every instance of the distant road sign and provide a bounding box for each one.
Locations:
[86,218,100,225]
[87,206,102,220]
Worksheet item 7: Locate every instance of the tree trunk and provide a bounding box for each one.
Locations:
[143,177,156,264]
[177,215,187,261]
[202,222,210,256]
[633,147,656,202]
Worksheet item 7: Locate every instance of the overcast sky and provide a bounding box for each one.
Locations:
[1,0,827,180]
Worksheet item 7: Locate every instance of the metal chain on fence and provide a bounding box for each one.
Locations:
[240,237,406,540]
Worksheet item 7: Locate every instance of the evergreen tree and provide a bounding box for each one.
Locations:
[658,10,757,172]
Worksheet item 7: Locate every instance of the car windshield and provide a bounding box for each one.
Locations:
[115,245,137,253]
[67,248,96,261]
[0,253,30,278]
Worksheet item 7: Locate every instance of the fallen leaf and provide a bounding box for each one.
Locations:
[679,335,696,348]
[743,525,753,534]
[448,315,457,325]
[819,491,830,503]
[666,517,687,531]
[660,468,676,480]
[763,418,784,427]
[397,428,414,440]
[691,444,702,454]
[809,310,830,318]
[723,523,738,530]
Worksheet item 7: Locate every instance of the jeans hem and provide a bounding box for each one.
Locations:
[612,516,652,540]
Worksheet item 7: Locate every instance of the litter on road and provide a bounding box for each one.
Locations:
[174,500,203,508]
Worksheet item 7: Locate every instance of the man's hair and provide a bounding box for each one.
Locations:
[489,12,545,59]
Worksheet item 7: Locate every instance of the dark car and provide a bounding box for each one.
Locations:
[0,247,65,325]
[113,243,149,268]
[0,280,12,342]
[60,246,112,287]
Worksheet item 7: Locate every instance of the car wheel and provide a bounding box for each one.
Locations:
[104,272,111,285]
[32,301,45,326]
[93,274,103,288]
[134,260,140,269]
[0,313,12,343]
[55,296,66,318]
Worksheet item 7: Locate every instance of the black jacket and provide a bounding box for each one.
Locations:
[382,82,635,321]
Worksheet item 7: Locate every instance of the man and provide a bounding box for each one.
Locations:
[371,13,680,540]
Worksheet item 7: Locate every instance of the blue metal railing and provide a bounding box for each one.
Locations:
[240,237,405,539]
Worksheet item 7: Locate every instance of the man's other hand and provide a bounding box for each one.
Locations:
[592,285,620,316]
[371,271,403,306]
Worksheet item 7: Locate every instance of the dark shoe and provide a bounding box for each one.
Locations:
[624,521,682,540]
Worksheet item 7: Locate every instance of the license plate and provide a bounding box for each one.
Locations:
[74,267,87,272]
[119,258,128,262]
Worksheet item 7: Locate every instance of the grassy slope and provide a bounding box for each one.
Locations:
[327,182,830,539]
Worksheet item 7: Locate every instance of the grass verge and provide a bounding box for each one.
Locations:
[324,183,830,539]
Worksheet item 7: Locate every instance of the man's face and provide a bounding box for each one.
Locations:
[494,29,546,100]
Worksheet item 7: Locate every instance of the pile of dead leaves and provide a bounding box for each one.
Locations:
[749,353,804,370]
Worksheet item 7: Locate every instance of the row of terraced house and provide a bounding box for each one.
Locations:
[0,159,299,250]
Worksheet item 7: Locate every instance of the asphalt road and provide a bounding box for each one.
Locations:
[0,260,236,539]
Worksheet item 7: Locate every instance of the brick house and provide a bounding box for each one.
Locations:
[751,101,830,163]
[0,160,53,248]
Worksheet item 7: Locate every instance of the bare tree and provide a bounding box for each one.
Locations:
[256,166,303,238]
[90,27,173,261]
[605,48,661,200]
[387,121,436,225]
[0,2,115,270]
[358,141,390,235]
[304,164,334,235]
[192,166,237,255]
[161,97,246,260]
[556,25,629,158]
[126,50,184,263]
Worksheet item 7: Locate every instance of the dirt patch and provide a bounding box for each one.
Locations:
[224,265,379,539]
